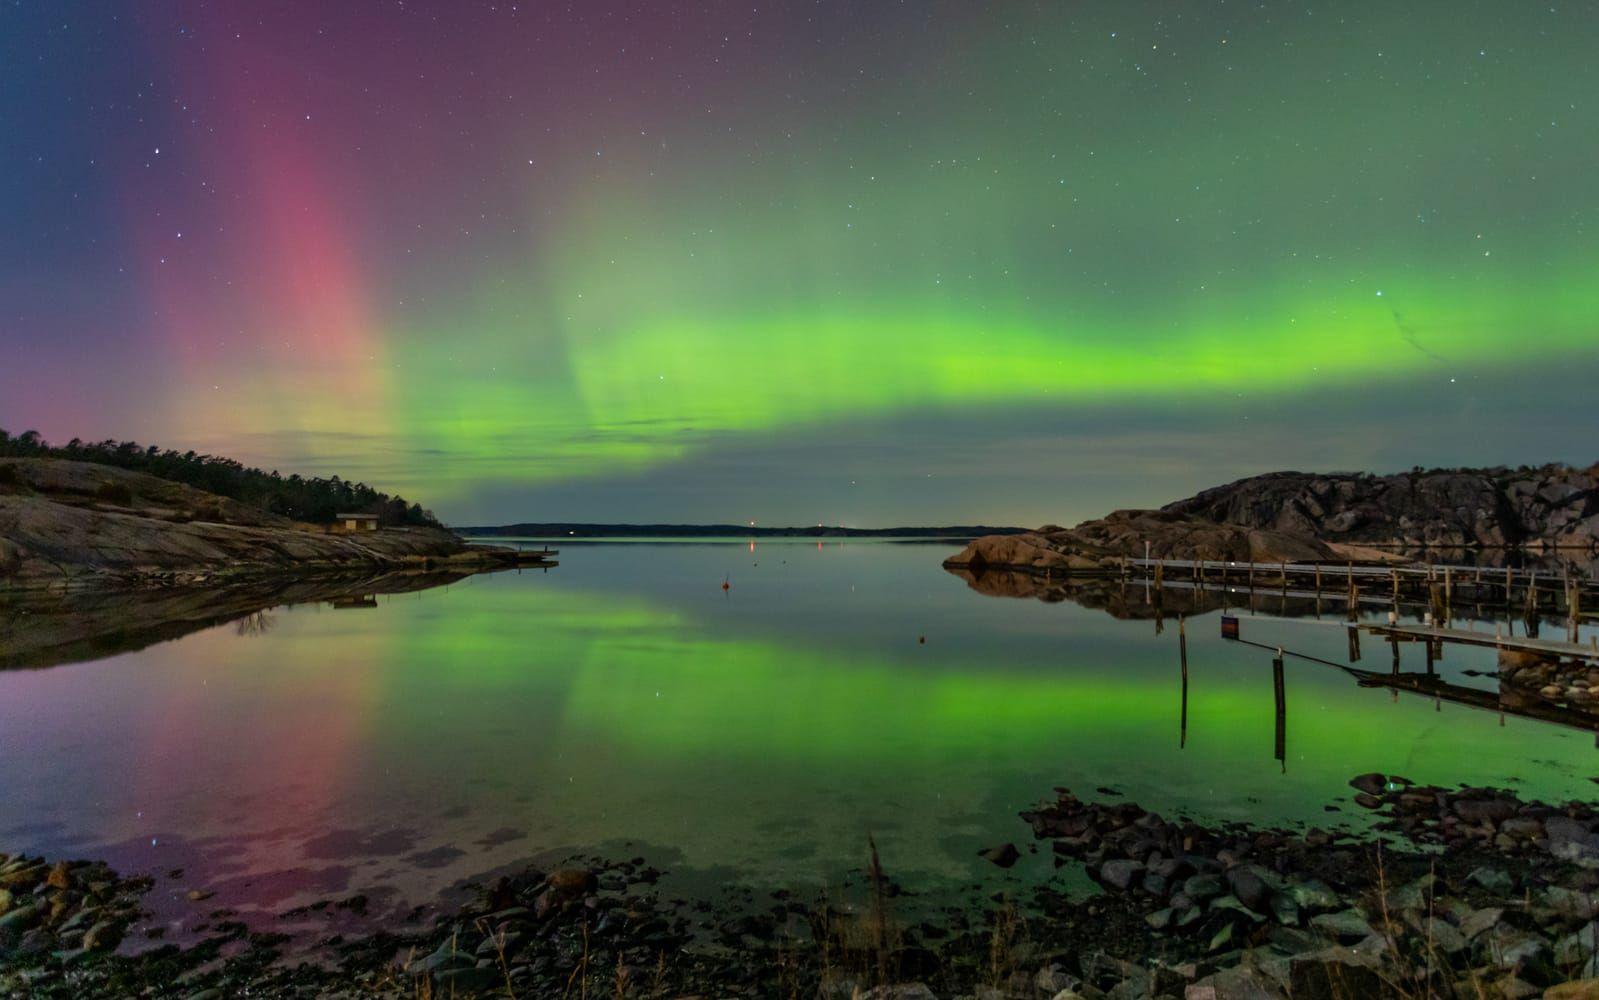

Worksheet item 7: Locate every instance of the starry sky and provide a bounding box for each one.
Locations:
[2,1,1596,527]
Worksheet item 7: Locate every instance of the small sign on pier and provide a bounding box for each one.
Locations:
[1220,615,1240,640]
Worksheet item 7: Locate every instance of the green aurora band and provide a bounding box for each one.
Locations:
[8,2,1597,514]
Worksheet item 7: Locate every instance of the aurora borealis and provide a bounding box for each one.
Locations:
[3,2,1596,524]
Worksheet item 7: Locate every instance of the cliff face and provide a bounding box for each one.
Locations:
[1163,465,1599,550]
[0,458,502,590]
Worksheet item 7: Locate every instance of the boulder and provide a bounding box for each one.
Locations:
[1098,860,1145,890]
[1348,773,1387,796]
[1469,867,1514,893]
[1287,945,1385,1000]
[1452,798,1519,825]
[1285,879,1341,913]
[0,904,39,933]
[1183,874,1226,902]
[1185,964,1282,1000]
[1556,922,1599,966]
[1544,886,1599,922]
[1225,866,1279,914]
[546,868,598,899]
[1458,907,1505,940]
[1548,817,1599,867]
[1308,910,1375,942]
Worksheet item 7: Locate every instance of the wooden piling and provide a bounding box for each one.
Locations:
[1273,650,1286,768]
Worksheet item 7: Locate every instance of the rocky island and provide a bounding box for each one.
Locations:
[947,464,1599,578]
[0,457,531,592]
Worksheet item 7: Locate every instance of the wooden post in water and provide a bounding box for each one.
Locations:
[1315,563,1322,595]
[1569,577,1581,644]
[1272,649,1287,771]
[1390,633,1401,674]
[1346,624,1361,663]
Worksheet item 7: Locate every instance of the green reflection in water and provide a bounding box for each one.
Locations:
[280,555,1596,886]
[1,544,1594,912]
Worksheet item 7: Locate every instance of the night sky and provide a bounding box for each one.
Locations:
[3,2,1596,526]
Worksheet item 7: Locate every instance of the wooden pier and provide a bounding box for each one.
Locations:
[1126,556,1596,641]
[1365,623,1599,664]
[508,543,560,567]
[1129,557,1595,605]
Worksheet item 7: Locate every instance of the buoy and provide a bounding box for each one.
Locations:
[918,635,926,644]
[722,574,730,591]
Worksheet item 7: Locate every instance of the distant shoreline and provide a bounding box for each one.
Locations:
[453,522,1029,539]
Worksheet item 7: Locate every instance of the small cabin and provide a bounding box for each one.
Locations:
[335,512,381,533]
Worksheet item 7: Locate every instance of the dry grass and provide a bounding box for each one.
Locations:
[985,896,1025,992]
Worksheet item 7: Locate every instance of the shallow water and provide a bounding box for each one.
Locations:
[0,541,1594,938]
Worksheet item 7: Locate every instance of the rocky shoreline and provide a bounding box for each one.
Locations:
[944,464,1599,582]
[5,774,1599,998]
[0,458,536,593]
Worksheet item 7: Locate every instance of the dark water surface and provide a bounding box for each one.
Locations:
[1,541,1594,939]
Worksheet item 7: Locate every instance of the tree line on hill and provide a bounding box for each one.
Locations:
[0,428,437,527]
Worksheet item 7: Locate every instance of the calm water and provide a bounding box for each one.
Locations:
[1,541,1595,938]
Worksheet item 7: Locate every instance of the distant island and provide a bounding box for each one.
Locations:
[455,522,1028,539]
[8,425,1594,596]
